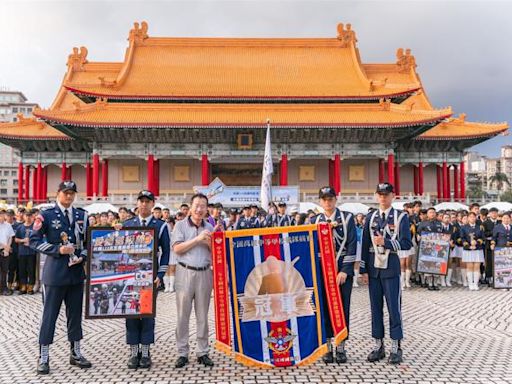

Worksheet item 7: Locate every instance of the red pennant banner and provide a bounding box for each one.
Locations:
[212,231,231,350]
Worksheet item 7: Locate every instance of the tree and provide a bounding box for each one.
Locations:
[468,184,485,199]
[500,191,512,203]
[489,172,510,193]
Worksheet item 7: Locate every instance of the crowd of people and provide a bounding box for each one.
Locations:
[2,197,507,297]
[1,180,509,375]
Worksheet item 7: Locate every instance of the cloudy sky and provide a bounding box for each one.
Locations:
[1,0,510,156]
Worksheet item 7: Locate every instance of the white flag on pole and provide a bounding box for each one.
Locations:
[260,119,273,211]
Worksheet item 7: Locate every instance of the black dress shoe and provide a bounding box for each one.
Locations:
[427,285,435,291]
[367,345,386,362]
[37,361,50,375]
[388,348,403,364]
[127,354,140,369]
[70,354,92,368]
[139,355,152,369]
[335,349,347,363]
[322,351,334,364]
[433,285,440,291]
[175,356,189,368]
[197,354,214,367]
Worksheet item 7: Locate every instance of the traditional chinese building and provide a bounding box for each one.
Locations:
[0,22,507,205]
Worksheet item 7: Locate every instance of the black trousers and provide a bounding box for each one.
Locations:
[39,283,84,345]
[18,254,37,285]
[7,252,18,285]
[0,256,9,292]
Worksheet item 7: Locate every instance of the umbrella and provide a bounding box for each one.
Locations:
[137,258,152,264]
[392,201,408,210]
[35,203,55,210]
[338,202,370,215]
[481,202,512,212]
[83,202,119,214]
[293,202,324,214]
[433,202,469,211]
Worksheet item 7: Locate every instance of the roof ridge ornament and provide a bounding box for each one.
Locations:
[128,21,149,44]
[16,113,33,123]
[96,97,108,109]
[396,48,416,74]
[379,98,391,111]
[67,46,88,71]
[336,23,357,47]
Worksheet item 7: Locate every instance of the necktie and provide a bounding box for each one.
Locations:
[141,219,147,227]
[64,209,71,224]
[507,225,509,231]
[381,212,386,223]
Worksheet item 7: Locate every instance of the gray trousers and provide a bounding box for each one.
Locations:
[175,264,213,357]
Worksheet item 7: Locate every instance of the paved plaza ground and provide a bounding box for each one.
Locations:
[0,285,511,384]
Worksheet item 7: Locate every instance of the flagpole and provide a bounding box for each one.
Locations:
[260,118,273,211]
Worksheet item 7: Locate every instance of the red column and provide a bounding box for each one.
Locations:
[66,165,72,180]
[147,154,155,193]
[280,154,288,186]
[61,162,67,181]
[442,161,449,200]
[453,164,459,200]
[460,161,466,200]
[147,154,154,193]
[101,159,109,197]
[201,154,209,186]
[24,165,30,201]
[413,166,418,195]
[92,153,100,196]
[333,154,341,195]
[18,162,23,202]
[154,159,160,196]
[41,166,47,201]
[379,159,385,183]
[436,164,442,200]
[387,152,395,186]
[86,162,92,198]
[328,159,334,186]
[32,164,39,202]
[418,161,424,195]
[394,161,401,195]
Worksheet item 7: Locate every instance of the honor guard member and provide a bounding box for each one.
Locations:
[235,206,260,230]
[439,212,457,287]
[265,202,295,227]
[30,181,91,375]
[121,190,170,369]
[315,186,357,364]
[360,182,412,365]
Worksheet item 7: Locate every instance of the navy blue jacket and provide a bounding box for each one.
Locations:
[492,223,512,247]
[361,208,412,278]
[264,213,295,228]
[15,224,36,256]
[235,216,260,230]
[313,208,357,276]
[30,205,88,286]
[460,224,485,251]
[122,216,170,280]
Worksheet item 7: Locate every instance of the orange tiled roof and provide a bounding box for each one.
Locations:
[33,100,452,127]
[418,114,508,140]
[0,115,70,140]
[62,22,418,100]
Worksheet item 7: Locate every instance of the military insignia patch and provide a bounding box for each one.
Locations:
[51,219,62,229]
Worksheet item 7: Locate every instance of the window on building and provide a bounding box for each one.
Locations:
[12,117,17,122]
[12,107,18,113]
[10,170,16,176]
[13,188,18,195]
[0,179,7,186]
[13,180,18,187]
[0,189,7,194]
[2,171,8,176]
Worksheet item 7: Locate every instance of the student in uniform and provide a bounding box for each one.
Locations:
[460,211,485,291]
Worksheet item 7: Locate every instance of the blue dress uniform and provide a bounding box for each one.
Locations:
[492,222,512,247]
[264,213,295,227]
[123,215,170,347]
[235,215,260,230]
[314,208,357,343]
[361,206,411,341]
[30,204,88,346]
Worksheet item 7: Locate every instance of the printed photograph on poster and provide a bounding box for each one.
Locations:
[416,231,451,276]
[85,227,157,319]
[493,247,512,289]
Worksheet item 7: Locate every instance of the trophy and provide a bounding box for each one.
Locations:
[371,220,389,269]
[469,233,476,250]
[61,232,78,266]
